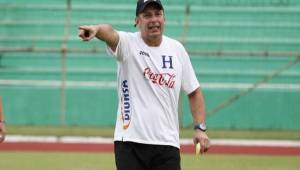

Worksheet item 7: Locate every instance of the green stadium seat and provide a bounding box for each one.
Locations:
[0,0,299,129]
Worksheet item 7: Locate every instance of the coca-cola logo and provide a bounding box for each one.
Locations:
[143,67,176,88]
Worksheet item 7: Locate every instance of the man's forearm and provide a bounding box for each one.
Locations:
[78,24,119,51]
[188,88,206,124]
[94,24,119,51]
[0,96,6,143]
[0,97,4,121]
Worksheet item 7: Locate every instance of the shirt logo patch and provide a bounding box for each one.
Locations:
[143,67,176,88]
[139,51,150,57]
[121,80,131,129]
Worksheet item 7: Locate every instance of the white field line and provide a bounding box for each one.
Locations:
[1,79,300,90]
[180,139,300,147]
[5,135,300,148]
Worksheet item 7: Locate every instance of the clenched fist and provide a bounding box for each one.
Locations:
[78,25,98,41]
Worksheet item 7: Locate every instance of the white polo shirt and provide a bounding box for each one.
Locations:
[107,31,199,148]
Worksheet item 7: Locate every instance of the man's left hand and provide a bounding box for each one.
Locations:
[0,122,6,143]
[193,130,210,154]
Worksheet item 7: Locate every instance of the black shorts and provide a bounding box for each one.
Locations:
[114,141,181,170]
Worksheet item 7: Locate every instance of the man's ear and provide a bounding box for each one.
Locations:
[135,17,139,27]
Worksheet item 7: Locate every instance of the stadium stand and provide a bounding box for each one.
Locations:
[0,0,299,129]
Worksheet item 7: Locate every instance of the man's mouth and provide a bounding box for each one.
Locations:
[148,23,160,32]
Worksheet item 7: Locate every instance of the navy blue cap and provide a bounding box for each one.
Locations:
[136,0,164,16]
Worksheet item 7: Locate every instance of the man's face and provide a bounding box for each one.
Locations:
[136,4,165,39]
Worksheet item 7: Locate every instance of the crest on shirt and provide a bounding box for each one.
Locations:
[161,55,173,69]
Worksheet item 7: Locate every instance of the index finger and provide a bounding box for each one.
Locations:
[201,138,210,153]
[199,138,206,154]
[78,25,89,30]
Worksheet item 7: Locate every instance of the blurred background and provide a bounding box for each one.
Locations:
[1,1,300,170]
[0,0,299,131]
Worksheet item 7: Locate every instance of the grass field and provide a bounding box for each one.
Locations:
[2,126,300,170]
[0,152,299,170]
[3,125,300,170]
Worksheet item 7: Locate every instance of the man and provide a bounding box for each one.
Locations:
[78,0,209,169]
[0,96,6,143]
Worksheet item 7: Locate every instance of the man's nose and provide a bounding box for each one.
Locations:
[149,15,158,22]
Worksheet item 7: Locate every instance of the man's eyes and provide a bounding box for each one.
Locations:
[143,12,162,18]
[144,14,151,17]
[156,13,162,16]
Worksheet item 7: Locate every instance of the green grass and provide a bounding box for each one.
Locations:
[0,152,299,170]
[7,125,115,137]
[182,154,300,170]
[6,125,300,140]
